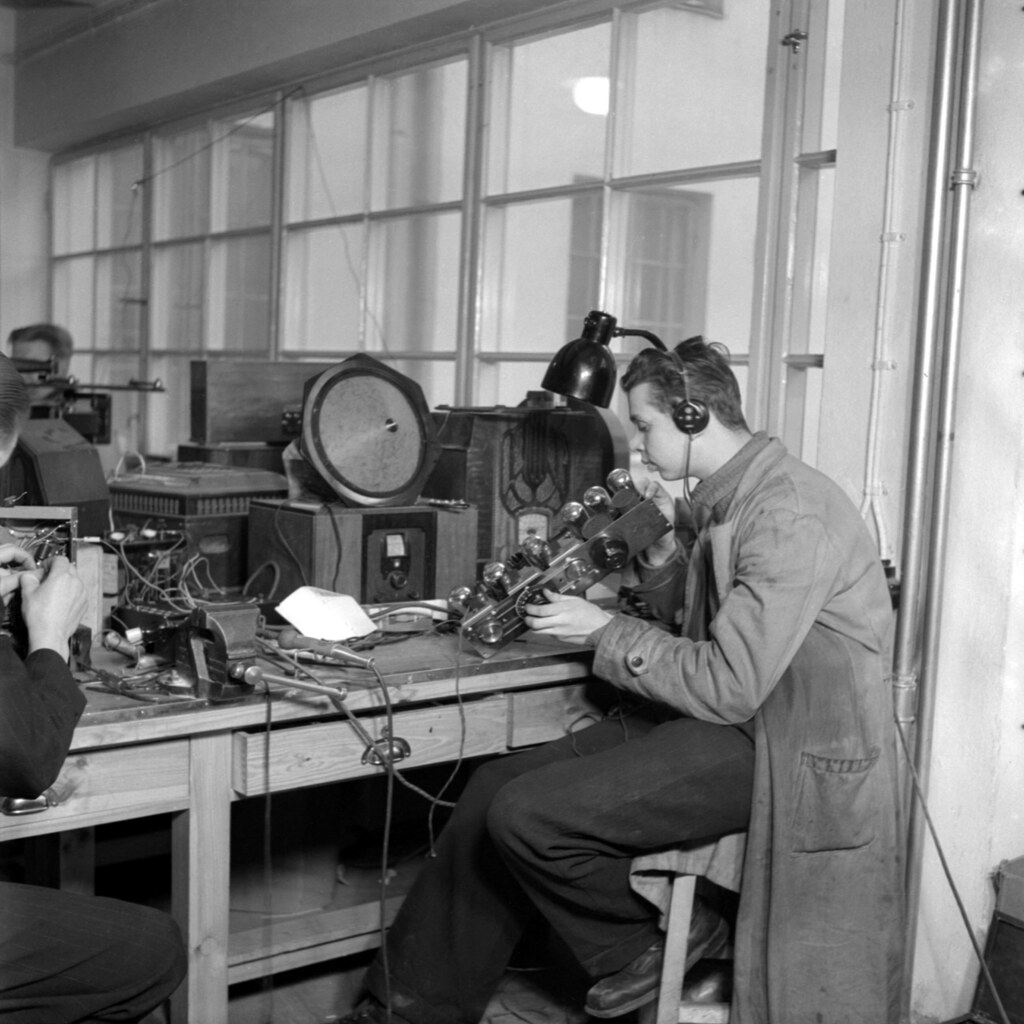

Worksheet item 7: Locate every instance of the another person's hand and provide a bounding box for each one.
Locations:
[523,588,612,646]
[0,545,36,607]
[18,555,87,658]
[638,479,678,567]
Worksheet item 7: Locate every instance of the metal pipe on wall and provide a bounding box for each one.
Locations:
[897,0,984,1016]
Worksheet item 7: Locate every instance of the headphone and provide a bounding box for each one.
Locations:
[669,335,710,436]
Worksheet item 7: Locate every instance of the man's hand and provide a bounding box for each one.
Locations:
[523,588,612,646]
[18,555,87,658]
[638,479,678,567]
[0,545,37,607]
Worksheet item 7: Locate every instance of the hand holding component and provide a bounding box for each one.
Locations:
[0,545,36,606]
[18,555,87,658]
[523,588,612,646]
[638,479,678,566]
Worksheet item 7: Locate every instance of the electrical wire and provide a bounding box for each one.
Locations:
[305,96,389,353]
[895,715,1010,1024]
[243,560,282,602]
[254,627,471,1024]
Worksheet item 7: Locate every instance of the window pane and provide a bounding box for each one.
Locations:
[92,353,145,461]
[208,235,271,352]
[153,128,211,239]
[474,361,551,407]
[807,0,845,153]
[151,243,205,350]
[287,86,368,222]
[618,4,768,176]
[367,212,460,352]
[282,224,363,353]
[371,60,467,209]
[796,167,834,353]
[213,112,274,231]
[617,187,712,344]
[481,196,601,353]
[96,145,144,248]
[52,157,96,255]
[95,251,144,350]
[614,177,759,356]
[488,22,610,194]
[52,257,95,349]
[385,358,456,410]
[145,355,191,456]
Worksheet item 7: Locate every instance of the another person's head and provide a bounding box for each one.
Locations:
[8,323,73,379]
[0,353,31,468]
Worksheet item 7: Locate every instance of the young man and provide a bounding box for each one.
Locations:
[343,338,903,1024]
[0,353,188,1023]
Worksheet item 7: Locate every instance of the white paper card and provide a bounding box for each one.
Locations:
[276,587,376,641]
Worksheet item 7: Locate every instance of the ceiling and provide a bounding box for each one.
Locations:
[4,0,137,59]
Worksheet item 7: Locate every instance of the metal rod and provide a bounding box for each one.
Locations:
[899,1,984,1016]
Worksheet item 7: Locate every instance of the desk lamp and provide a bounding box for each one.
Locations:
[541,309,666,407]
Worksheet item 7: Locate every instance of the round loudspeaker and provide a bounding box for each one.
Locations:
[299,354,441,507]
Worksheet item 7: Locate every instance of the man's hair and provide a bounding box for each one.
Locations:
[0,353,31,450]
[621,336,749,432]
[8,323,74,364]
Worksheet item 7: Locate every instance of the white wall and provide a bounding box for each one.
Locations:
[906,0,1024,1017]
[0,11,49,339]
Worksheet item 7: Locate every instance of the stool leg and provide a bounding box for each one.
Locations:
[636,873,696,1024]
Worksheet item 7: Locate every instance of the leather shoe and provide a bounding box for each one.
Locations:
[584,898,729,1018]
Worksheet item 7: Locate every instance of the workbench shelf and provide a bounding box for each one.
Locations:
[227,857,421,985]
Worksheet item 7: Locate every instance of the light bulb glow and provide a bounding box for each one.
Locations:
[572,77,610,116]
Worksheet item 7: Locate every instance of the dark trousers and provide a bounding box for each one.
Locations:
[0,882,187,1023]
[365,706,755,1024]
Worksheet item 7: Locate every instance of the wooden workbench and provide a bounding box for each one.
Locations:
[0,633,598,1024]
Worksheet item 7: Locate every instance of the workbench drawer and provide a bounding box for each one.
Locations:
[233,695,511,796]
[507,684,603,748]
[0,739,190,840]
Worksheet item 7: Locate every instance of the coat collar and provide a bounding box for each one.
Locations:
[690,431,777,530]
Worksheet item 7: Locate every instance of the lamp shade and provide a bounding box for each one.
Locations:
[541,310,619,407]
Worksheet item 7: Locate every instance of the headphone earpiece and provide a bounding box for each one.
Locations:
[672,398,710,435]
[668,335,710,435]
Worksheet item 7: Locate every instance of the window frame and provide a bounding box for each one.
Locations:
[47,0,835,463]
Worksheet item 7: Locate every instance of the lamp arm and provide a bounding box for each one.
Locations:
[612,327,666,351]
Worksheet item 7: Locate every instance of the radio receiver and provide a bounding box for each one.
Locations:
[447,469,670,656]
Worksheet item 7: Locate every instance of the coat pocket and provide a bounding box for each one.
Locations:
[790,749,879,853]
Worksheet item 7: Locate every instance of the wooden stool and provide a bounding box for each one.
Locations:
[630,833,746,1024]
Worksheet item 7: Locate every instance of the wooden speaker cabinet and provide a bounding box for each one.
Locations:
[248,499,478,605]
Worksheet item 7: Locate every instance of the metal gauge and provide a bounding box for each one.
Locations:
[516,510,551,545]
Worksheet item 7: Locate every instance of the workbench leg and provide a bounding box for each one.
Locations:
[24,828,95,893]
[170,732,233,1024]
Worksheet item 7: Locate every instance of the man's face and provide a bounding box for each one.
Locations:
[10,340,65,404]
[10,339,57,369]
[627,382,690,481]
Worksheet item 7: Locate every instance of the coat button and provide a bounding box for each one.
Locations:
[629,655,644,667]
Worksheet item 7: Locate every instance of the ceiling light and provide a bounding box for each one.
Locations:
[571,77,610,117]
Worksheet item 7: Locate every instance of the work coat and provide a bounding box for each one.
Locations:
[593,436,904,1024]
